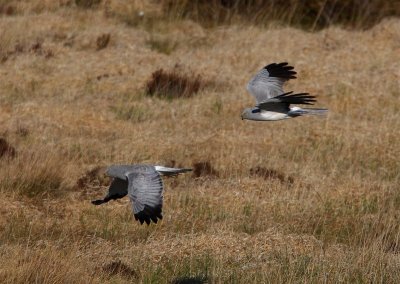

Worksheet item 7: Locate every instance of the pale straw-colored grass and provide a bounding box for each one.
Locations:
[0,1,399,283]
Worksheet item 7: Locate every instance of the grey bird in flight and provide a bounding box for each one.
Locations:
[241,62,327,121]
[92,164,192,225]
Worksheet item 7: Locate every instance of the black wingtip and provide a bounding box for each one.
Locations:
[134,205,163,225]
[264,62,297,79]
[276,91,317,105]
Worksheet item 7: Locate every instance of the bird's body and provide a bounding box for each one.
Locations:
[243,108,290,121]
[241,62,327,121]
[243,106,328,121]
[92,164,192,225]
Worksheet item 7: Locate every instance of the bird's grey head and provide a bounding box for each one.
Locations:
[241,107,260,120]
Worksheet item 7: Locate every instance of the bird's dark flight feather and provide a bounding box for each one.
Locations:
[264,62,297,79]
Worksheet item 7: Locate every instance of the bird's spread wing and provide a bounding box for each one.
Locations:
[247,62,297,103]
[126,166,163,225]
[257,92,316,112]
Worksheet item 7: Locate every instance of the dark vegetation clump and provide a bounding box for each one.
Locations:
[249,166,294,184]
[76,166,108,189]
[165,159,177,168]
[102,260,137,279]
[192,161,219,178]
[162,0,399,30]
[28,40,54,58]
[16,126,29,138]
[0,3,15,15]
[0,138,16,159]
[1,40,53,63]
[145,68,204,99]
[75,0,101,9]
[96,33,111,50]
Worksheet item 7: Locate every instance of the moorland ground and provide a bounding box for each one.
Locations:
[0,1,400,283]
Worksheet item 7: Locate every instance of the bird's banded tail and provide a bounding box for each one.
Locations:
[289,107,328,117]
[155,166,192,177]
[302,108,328,116]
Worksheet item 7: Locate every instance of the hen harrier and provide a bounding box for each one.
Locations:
[92,164,192,225]
[241,62,327,121]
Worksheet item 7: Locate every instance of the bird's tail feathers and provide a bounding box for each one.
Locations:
[155,166,192,177]
[302,108,328,116]
[289,107,328,117]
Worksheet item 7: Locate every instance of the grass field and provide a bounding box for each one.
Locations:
[0,1,400,283]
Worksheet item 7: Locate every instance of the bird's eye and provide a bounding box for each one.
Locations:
[251,109,261,113]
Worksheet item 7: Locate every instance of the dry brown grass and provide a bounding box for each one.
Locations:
[192,161,219,178]
[0,1,400,283]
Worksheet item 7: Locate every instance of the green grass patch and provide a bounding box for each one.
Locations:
[110,104,148,122]
[146,36,178,55]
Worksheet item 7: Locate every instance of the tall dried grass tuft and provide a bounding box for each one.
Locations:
[250,166,294,184]
[0,149,66,198]
[102,260,138,279]
[75,165,108,189]
[110,104,148,122]
[0,247,93,283]
[146,36,178,55]
[192,161,219,178]
[145,68,204,99]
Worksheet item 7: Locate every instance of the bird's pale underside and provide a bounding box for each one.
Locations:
[242,62,327,121]
[92,164,192,225]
